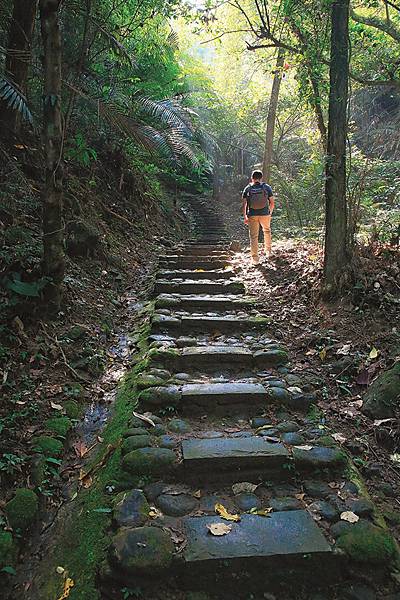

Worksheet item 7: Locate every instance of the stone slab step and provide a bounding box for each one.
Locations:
[181,436,289,476]
[158,269,234,281]
[160,254,231,263]
[180,345,253,368]
[159,261,229,271]
[155,294,255,311]
[183,511,331,565]
[165,248,231,257]
[154,280,244,296]
[181,382,266,410]
[151,314,269,334]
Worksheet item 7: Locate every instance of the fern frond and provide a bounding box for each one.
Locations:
[133,94,197,134]
[0,76,33,123]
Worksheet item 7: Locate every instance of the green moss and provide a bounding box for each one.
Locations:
[45,416,72,438]
[0,531,16,568]
[136,373,168,390]
[64,400,83,419]
[122,447,176,476]
[5,489,38,531]
[337,522,397,564]
[34,320,153,600]
[121,435,152,455]
[34,435,64,457]
[316,435,336,447]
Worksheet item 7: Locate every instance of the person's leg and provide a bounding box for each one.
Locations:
[248,217,260,264]
[259,215,272,256]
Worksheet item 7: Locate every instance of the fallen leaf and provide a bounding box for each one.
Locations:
[148,507,163,519]
[56,566,65,574]
[57,577,74,600]
[332,433,347,444]
[193,490,201,499]
[207,522,232,536]
[215,503,240,522]
[295,493,305,501]
[328,482,340,489]
[232,482,258,495]
[73,440,89,458]
[340,511,359,523]
[249,507,272,516]
[80,473,93,489]
[390,453,400,464]
[319,348,327,361]
[369,347,379,359]
[374,418,396,427]
[356,369,371,386]
[293,445,313,451]
[255,424,274,434]
[287,386,302,394]
[132,411,155,427]
[51,401,63,411]
[337,344,351,356]
[349,399,363,408]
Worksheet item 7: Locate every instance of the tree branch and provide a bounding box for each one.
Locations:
[350,7,400,42]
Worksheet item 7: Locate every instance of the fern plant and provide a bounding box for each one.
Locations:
[0,76,33,124]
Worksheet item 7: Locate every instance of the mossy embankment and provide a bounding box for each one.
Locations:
[32,313,154,600]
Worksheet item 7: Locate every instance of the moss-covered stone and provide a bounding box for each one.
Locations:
[155,296,181,309]
[34,435,63,457]
[121,435,152,455]
[45,416,72,438]
[147,347,179,368]
[64,399,83,419]
[109,526,174,574]
[112,490,150,528]
[136,373,168,390]
[122,427,149,438]
[5,488,39,531]
[122,447,176,477]
[362,362,400,418]
[168,418,191,434]
[336,522,397,564]
[0,531,16,568]
[315,435,336,447]
[293,446,347,470]
[138,385,182,407]
[254,348,289,367]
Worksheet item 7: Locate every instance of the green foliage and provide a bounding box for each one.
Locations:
[5,488,38,531]
[0,76,33,123]
[66,134,97,167]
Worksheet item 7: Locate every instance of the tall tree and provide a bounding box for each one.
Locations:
[0,0,38,135]
[40,0,65,313]
[323,0,351,293]
[262,49,284,181]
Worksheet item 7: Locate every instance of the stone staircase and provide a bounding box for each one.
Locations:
[101,200,396,599]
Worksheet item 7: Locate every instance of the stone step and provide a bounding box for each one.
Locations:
[165,248,231,257]
[159,260,229,271]
[154,280,244,296]
[183,511,332,571]
[151,314,269,334]
[180,345,253,368]
[181,436,289,478]
[181,382,267,411]
[158,269,234,281]
[160,254,231,263]
[155,294,255,311]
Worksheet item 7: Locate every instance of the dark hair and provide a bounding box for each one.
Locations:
[251,170,263,180]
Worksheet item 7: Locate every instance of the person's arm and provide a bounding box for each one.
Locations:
[269,195,275,215]
[242,189,249,224]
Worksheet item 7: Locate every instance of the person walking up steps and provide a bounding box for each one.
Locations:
[242,169,275,266]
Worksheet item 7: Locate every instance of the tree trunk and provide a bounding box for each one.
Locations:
[262,48,284,182]
[0,0,38,136]
[40,0,65,314]
[323,0,351,294]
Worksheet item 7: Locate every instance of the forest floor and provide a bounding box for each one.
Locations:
[1,188,400,599]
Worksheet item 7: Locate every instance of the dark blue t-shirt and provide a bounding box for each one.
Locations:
[242,182,273,216]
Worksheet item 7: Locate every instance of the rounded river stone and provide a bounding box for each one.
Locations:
[281,432,305,445]
[113,489,149,527]
[168,418,191,434]
[122,447,176,477]
[109,526,174,574]
[121,435,151,455]
[158,435,176,449]
[235,493,261,511]
[277,421,299,433]
[270,497,302,511]
[156,493,197,516]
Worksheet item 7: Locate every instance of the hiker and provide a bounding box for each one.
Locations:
[242,170,275,266]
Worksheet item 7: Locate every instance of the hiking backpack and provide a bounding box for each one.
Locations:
[247,183,269,212]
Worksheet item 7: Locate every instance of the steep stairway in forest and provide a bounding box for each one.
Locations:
[100,198,396,599]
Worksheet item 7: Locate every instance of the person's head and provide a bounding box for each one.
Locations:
[251,170,263,182]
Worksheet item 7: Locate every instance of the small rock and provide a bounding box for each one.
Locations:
[342,481,359,495]
[347,498,374,517]
[235,493,261,511]
[109,526,174,574]
[151,424,167,436]
[231,431,253,438]
[304,480,332,499]
[122,448,176,477]
[158,435,176,449]
[143,482,166,502]
[273,484,298,498]
[363,462,383,478]
[121,436,152,455]
[198,431,224,439]
[330,520,352,538]
[267,387,291,404]
[270,497,302,511]
[281,432,306,445]
[309,500,339,522]
[123,427,149,438]
[168,418,191,434]
[336,521,397,564]
[113,489,149,527]
[257,428,280,438]
[156,493,197,517]
[277,421,299,433]
[174,372,192,381]
[176,337,198,348]
[377,482,396,498]
[293,446,347,470]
